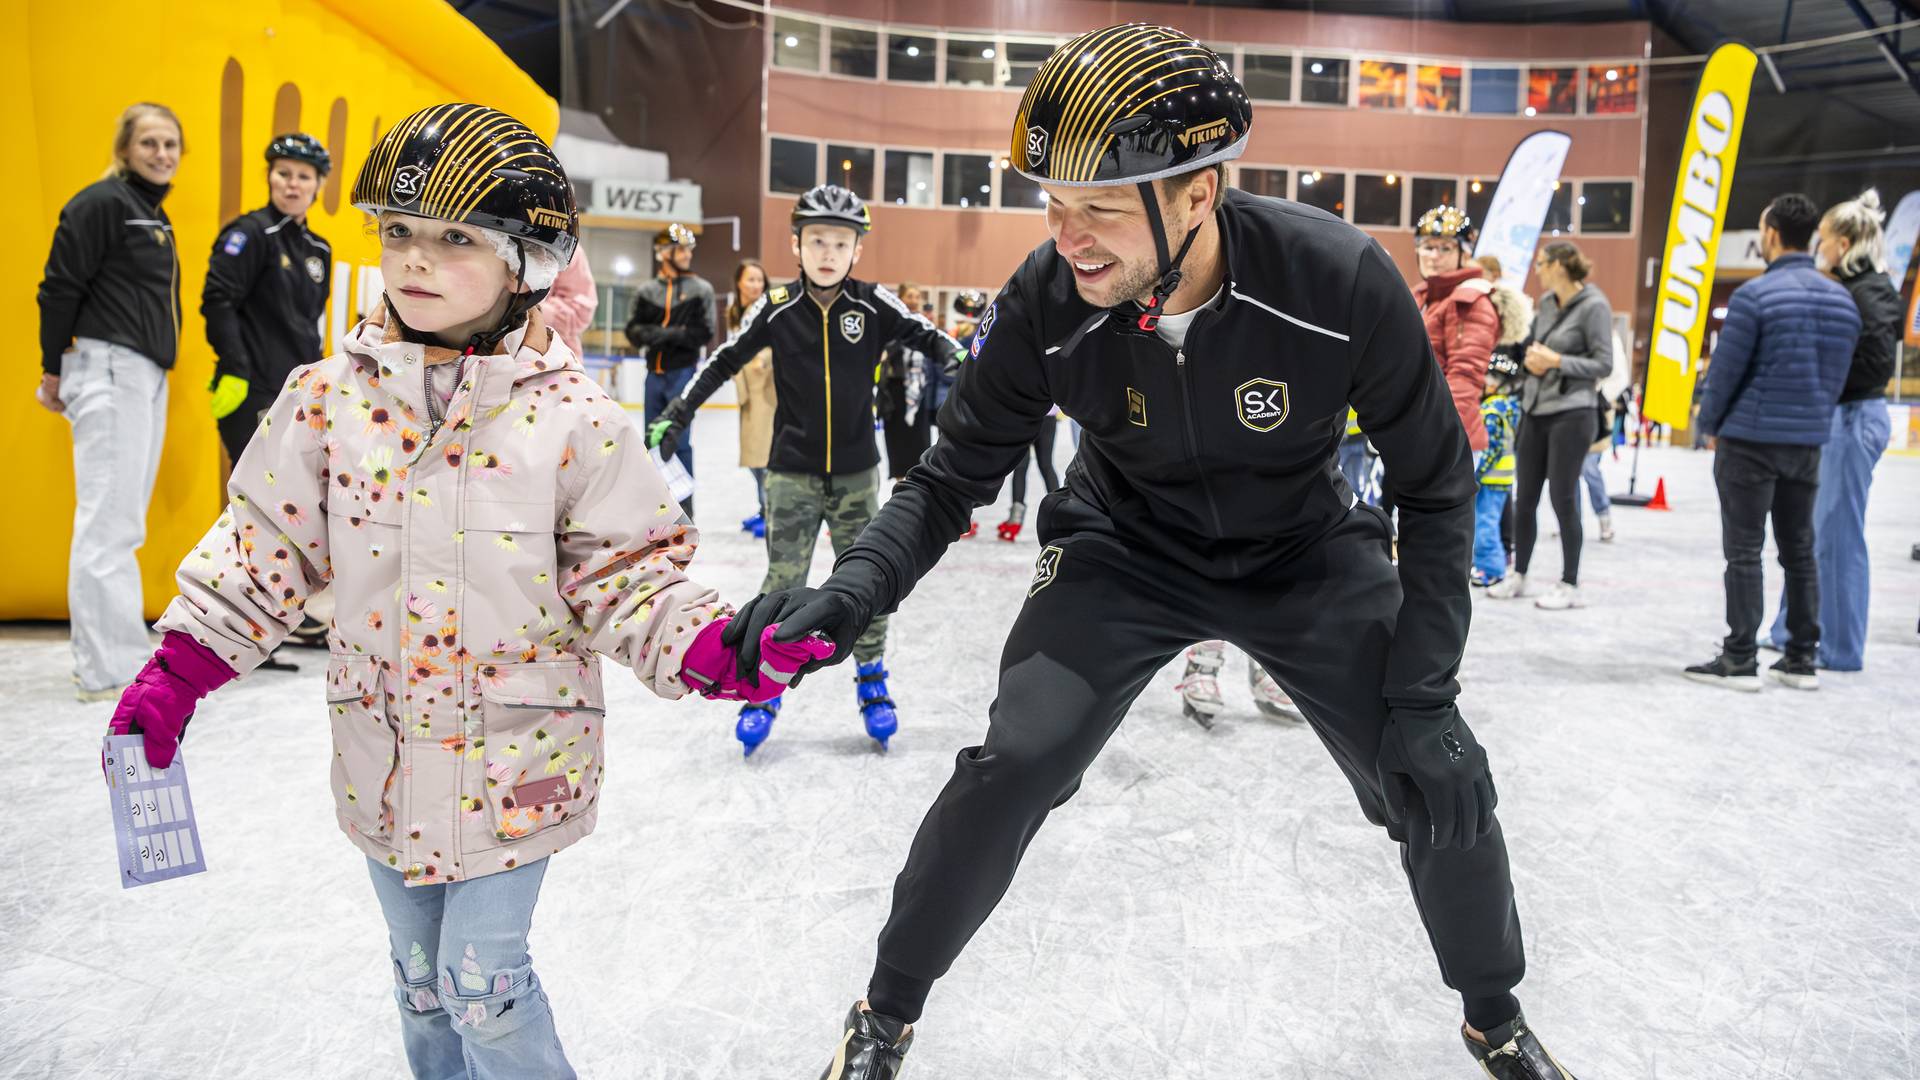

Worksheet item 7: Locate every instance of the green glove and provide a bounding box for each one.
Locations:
[209,374,250,420]
[646,397,692,457]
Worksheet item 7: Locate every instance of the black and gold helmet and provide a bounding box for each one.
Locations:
[1415,204,1476,245]
[953,290,988,319]
[351,103,579,266]
[654,223,697,249]
[1011,24,1250,188]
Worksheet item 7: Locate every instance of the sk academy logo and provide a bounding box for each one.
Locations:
[839,311,866,343]
[305,256,327,284]
[1025,126,1049,170]
[1029,544,1063,597]
[971,303,997,358]
[1236,378,1290,431]
[391,164,427,207]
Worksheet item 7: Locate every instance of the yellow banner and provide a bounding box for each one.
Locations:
[7,0,555,620]
[1643,43,1758,428]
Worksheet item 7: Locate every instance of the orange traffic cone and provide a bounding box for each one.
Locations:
[1647,477,1671,511]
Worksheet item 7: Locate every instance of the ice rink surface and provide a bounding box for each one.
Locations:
[5,407,1918,1079]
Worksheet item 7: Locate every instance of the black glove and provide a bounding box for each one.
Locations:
[647,397,692,458]
[1375,704,1497,851]
[721,585,872,686]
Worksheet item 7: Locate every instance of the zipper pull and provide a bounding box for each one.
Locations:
[1176,349,1186,366]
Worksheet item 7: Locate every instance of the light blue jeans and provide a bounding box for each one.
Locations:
[365,857,574,1079]
[59,339,169,691]
[1767,398,1891,670]
[1473,485,1511,581]
[1580,451,1611,517]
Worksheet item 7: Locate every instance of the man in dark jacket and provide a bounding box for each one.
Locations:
[625,223,714,508]
[1686,194,1860,692]
[723,27,1576,1080]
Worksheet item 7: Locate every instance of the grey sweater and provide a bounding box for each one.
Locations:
[1523,283,1615,417]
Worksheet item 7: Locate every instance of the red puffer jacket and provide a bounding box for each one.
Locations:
[1414,267,1498,451]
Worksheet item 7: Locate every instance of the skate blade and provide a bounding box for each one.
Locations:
[1182,703,1218,731]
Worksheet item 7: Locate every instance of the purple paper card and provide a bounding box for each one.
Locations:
[102,735,207,889]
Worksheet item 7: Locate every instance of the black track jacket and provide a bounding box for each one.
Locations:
[202,206,332,388]
[835,189,1477,714]
[678,278,965,476]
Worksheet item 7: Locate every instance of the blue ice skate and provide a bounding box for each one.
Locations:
[856,659,898,749]
[741,512,766,539]
[736,695,781,756]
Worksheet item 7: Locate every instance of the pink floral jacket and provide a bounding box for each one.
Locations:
[157,309,724,885]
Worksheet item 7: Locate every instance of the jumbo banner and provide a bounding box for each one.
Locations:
[1473,130,1573,284]
[8,0,555,620]
[1643,42,1758,428]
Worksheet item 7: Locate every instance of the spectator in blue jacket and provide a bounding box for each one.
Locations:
[1763,190,1903,672]
[1685,194,1861,693]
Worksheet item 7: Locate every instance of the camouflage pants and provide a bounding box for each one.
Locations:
[762,467,887,662]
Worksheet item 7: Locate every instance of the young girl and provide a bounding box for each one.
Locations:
[105,103,826,1078]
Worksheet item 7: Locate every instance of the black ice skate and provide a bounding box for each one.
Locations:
[820,1001,912,1080]
[1463,1011,1577,1079]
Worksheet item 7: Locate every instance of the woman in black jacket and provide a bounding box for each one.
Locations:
[1762,189,1903,670]
[34,103,185,701]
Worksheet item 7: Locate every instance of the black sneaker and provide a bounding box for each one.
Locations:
[820,1002,912,1080]
[1768,656,1819,691]
[1463,1011,1577,1079]
[1684,654,1761,693]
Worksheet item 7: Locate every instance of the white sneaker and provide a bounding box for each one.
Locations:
[1534,582,1585,610]
[1598,512,1616,543]
[1485,574,1527,600]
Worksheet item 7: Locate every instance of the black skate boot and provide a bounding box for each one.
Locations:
[820,1001,912,1080]
[1463,1011,1577,1079]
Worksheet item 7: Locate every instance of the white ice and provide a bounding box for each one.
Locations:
[4,406,1918,1079]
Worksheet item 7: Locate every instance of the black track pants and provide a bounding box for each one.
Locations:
[872,492,1526,1015]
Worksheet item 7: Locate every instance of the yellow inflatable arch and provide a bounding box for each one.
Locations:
[9,0,557,619]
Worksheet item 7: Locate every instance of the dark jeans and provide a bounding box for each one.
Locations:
[1512,408,1590,585]
[645,366,697,477]
[871,492,1525,1023]
[1714,437,1821,665]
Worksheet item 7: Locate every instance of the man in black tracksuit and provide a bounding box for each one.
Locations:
[729,26,1575,1080]
[203,133,334,462]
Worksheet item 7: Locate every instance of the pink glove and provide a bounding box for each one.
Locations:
[680,618,834,704]
[108,632,239,769]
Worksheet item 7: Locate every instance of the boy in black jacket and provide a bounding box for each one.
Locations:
[648,185,964,756]
[627,223,715,516]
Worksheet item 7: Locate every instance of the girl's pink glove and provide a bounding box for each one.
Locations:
[679,618,834,704]
[107,632,238,769]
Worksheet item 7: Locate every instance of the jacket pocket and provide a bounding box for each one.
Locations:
[325,656,397,839]
[475,659,606,843]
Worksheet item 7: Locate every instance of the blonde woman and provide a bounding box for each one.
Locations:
[729,258,775,536]
[35,103,185,701]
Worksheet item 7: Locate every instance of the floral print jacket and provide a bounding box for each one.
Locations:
[157,308,724,885]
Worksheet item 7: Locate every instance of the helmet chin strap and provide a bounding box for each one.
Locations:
[1124,179,1202,335]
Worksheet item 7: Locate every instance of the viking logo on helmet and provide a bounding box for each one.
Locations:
[1024,126,1049,170]
[528,207,571,230]
[391,165,426,206]
[1178,120,1231,148]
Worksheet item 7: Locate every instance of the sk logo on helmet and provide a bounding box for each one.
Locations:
[1025,126,1050,170]
[391,165,427,206]
[839,312,866,343]
[1235,378,1289,431]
